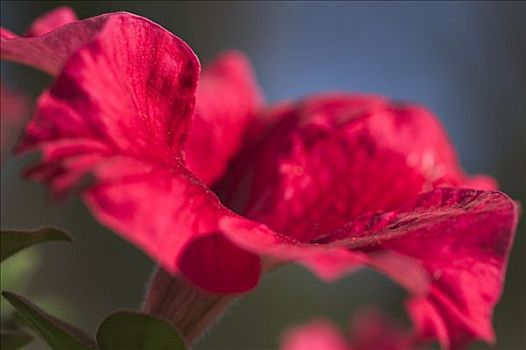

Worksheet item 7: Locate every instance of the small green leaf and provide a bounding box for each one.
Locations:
[1,228,71,262]
[1,249,40,320]
[0,329,33,350]
[2,292,95,350]
[97,311,186,350]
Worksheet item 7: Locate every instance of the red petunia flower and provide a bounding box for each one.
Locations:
[281,309,421,350]
[1,84,30,158]
[0,6,77,40]
[2,8,519,349]
[1,7,76,158]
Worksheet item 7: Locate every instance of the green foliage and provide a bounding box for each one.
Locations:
[1,227,72,349]
[1,249,40,321]
[1,292,96,350]
[0,329,33,350]
[1,228,71,262]
[96,311,186,350]
[2,293,187,350]
[1,229,186,350]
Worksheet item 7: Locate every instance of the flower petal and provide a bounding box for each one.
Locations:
[324,188,518,349]
[281,319,351,350]
[1,28,17,39]
[26,6,78,37]
[17,12,199,166]
[178,231,260,292]
[349,308,418,350]
[84,157,260,293]
[15,12,263,293]
[281,309,419,350]
[1,7,77,41]
[3,10,264,186]
[1,84,30,156]
[224,188,518,348]
[186,51,264,185]
[221,95,492,243]
[2,11,111,75]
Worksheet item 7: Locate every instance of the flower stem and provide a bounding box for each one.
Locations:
[142,267,232,345]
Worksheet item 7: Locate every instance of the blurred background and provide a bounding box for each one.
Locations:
[1,1,525,349]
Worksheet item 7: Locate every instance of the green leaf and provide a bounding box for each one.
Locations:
[0,329,33,350]
[1,228,71,262]
[2,292,95,350]
[97,311,186,350]
[1,249,40,320]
